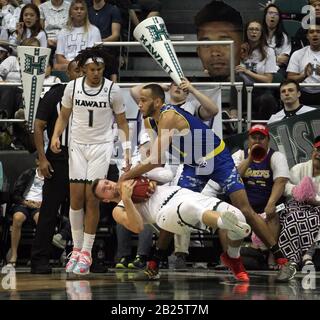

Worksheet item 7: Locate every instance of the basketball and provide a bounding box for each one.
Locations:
[131,177,153,203]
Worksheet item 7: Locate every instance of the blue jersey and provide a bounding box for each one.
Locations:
[146,104,244,195]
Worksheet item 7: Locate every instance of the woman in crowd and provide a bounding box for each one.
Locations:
[280,136,320,269]
[236,20,278,120]
[55,0,101,71]
[262,3,291,77]
[9,3,47,47]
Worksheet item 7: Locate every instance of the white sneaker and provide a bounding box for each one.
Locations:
[220,211,251,239]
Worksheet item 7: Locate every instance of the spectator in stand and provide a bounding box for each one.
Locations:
[9,3,47,47]
[0,0,15,27]
[1,1,21,34]
[287,21,320,106]
[236,20,279,120]
[268,79,316,124]
[6,156,44,267]
[129,0,161,28]
[55,0,101,71]
[39,0,70,49]
[292,0,320,52]
[280,135,320,269]
[88,0,121,82]
[262,3,291,78]
[232,124,290,269]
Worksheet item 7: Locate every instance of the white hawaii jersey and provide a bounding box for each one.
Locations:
[62,76,125,144]
[118,185,215,224]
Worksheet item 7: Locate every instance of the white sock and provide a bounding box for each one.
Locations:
[69,208,84,250]
[227,245,240,259]
[82,233,96,256]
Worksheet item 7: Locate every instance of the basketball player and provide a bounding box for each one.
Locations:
[131,78,219,268]
[92,178,251,282]
[120,84,296,282]
[51,47,131,275]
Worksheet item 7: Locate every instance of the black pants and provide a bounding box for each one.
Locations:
[31,158,69,267]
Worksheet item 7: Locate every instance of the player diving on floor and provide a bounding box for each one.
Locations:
[92,177,251,282]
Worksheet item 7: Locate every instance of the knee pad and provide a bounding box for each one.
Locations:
[177,200,204,227]
[156,200,205,235]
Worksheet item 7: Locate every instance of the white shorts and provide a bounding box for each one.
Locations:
[69,140,113,183]
[156,190,245,235]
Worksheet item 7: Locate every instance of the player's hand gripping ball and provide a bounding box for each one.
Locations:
[131,177,155,203]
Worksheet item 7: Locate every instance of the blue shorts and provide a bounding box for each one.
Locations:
[11,205,39,221]
[178,147,244,195]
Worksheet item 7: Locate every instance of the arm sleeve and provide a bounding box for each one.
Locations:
[110,84,126,114]
[56,31,66,55]
[111,5,122,24]
[39,4,45,20]
[286,50,302,73]
[61,81,75,109]
[0,56,14,80]
[265,47,279,73]
[144,167,174,184]
[270,152,290,180]
[284,164,303,197]
[280,34,292,56]
[37,30,48,48]
[231,149,245,167]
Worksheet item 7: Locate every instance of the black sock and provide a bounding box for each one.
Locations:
[270,244,285,260]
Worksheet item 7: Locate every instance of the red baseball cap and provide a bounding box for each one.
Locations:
[249,124,269,137]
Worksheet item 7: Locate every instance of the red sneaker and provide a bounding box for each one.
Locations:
[220,253,249,282]
[275,257,288,266]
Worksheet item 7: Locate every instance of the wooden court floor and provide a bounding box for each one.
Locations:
[0,268,320,300]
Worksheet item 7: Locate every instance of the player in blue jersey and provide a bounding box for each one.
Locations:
[120,83,296,282]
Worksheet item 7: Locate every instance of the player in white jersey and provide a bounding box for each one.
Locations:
[51,47,131,275]
[92,178,251,282]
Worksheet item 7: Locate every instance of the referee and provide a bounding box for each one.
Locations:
[30,61,82,273]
